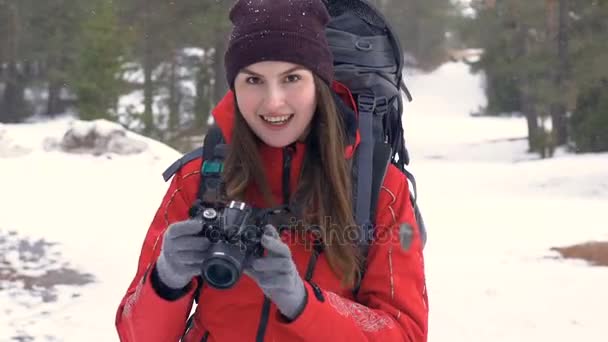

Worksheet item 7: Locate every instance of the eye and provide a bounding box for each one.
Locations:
[246,76,262,85]
[285,74,301,83]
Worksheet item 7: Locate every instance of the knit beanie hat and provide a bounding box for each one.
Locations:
[224,0,334,88]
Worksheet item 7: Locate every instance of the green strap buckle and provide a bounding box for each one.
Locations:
[202,160,223,175]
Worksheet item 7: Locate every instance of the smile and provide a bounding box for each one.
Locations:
[260,114,294,125]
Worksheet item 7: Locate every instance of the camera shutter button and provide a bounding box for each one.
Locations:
[203,208,217,219]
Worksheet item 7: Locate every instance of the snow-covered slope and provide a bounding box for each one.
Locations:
[1,117,181,341]
[1,62,606,341]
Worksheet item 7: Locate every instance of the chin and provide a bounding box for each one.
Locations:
[253,126,306,148]
[261,137,295,148]
[256,132,299,148]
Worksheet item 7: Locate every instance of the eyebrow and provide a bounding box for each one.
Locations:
[241,66,305,77]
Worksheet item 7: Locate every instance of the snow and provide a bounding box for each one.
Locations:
[1,61,607,341]
[403,62,608,342]
[0,117,181,341]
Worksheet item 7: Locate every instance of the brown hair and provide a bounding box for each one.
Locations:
[222,75,362,287]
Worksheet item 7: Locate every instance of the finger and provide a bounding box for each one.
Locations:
[180,263,205,276]
[243,268,263,282]
[166,220,204,238]
[261,234,291,258]
[263,224,280,238]
[253,273,291,290]
[174,250,207,265]
[171,236,210,252]
[251,257,293,273]
[244,264,290,281]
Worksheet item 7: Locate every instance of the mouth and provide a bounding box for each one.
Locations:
[259,114,294,126]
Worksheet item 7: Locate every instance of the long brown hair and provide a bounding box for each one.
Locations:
[222,75,362,287]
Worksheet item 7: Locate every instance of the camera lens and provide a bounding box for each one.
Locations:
[201,242,247,290]
[203,258,239,289]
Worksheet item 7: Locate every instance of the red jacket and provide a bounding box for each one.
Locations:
[115,82,428,342]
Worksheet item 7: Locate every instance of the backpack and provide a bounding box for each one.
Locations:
[162,0,426,289]
[323,0,426,252]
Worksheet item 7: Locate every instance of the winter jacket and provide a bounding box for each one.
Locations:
[115,81,429,342]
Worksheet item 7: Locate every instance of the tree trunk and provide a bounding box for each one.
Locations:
[522,79,539,153]
[2,62,26,123]
[0,4,26,123]
[546,0,568,146]
[142,5,154,136]
[212,31,228,106]
[194,55,212,133]
[168,52,180,133]
[515,17,541,153]
[553,0,570,145]
[46,79,62,116]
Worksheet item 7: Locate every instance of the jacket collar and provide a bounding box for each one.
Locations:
[210,81,361,159]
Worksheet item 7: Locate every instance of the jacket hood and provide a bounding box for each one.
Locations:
[210,81,361,158]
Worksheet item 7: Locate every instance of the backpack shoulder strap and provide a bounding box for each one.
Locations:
[353,91,395,244]
[196,124,227,205]
[352,93,379,252]
[161,123,226,185]
[162,147,204,182]
[370,141,392,221]
[161,123,227,312]
[189,124,228,310]
[352,137,390,295]
[202,124,225,167]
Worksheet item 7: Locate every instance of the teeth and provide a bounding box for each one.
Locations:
[261,115,292,124]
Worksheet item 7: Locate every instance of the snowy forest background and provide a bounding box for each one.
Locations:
[1,0,606,155]
[1,0,607,341]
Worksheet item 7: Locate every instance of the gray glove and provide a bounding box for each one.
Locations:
[244,225,307,320]
[156,219,211,289]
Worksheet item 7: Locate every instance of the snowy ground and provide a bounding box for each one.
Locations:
[1,61,606,341]
[404,63,608,342]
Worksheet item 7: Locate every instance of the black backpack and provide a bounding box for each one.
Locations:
[323,0,426,252]
[163,0,426,283]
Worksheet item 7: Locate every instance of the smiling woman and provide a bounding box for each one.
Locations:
[115,0,428,341]
[233,61,318,147]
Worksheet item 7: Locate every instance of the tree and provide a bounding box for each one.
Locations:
[570,80,608,152]
[27,0,85,117]
[0,1,29,122]
[568,0,608,152]
[69,0,129,121]
[463,0,553,154]
[375,0,461,72]
[459,0,607,156]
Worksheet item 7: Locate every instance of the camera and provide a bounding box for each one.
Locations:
[192,200,267,290]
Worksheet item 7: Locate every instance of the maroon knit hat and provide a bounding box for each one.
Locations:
[224,0,334,88]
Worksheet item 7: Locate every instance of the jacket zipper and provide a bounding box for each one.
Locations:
[255,146,294,342]
[282,145,293,204]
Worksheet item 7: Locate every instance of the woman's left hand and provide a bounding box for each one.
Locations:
[244,224,307,321]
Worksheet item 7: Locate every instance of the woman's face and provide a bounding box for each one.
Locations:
[234,61,317,148]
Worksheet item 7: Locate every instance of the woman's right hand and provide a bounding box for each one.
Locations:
[155,219,211,289]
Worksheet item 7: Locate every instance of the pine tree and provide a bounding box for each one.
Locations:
[375,0,461,72]
[69,0,129,121]
[568,0,608,152]
[570,80,608,152]
[28,0,86,117]
[0,1,30,122]
[459,0,607,156]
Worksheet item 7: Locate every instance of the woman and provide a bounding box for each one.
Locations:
[115,0,428,341]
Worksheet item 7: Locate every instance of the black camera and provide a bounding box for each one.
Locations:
[193,200,267,290]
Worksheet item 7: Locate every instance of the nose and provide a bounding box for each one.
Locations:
[262,84,286,113]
